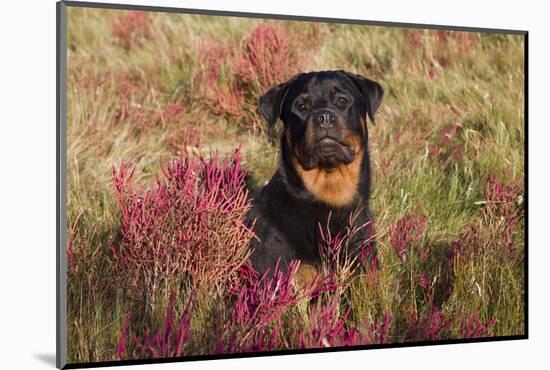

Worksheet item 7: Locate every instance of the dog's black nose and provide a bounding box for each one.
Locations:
[312,109,336,129]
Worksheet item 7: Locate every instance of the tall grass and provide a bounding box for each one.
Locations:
[66,7,525,364]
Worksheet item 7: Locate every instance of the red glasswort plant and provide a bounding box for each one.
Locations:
[219,259,340,353]
[459,312,497,339]
[389,210,427,264]
[116,293,194,360]
[297,296,393,348]
[405,309,495,342]
[451,174,524,263]
[110,150,254,307]
[222,260,300,352]
[318,210,377,279]
[195,41,247,122]
[298,295,356,348]
[364,311,393,345]
[195,24,300,132]
[233,24,296,92]
[483,174,524,258]
[405,308,453,341]
[417,271,430,289]
[115,313,131,360]
[224,262,260,298]
[111,11,151,49]
[484,174,524,223]
[109,67,181,136]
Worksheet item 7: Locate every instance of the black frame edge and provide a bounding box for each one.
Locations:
[63,335,527,369]
[523,32,529,339]
[62,0,527,35]
[57,1,68,369]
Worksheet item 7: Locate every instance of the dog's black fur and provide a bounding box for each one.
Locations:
[246,70,384,277]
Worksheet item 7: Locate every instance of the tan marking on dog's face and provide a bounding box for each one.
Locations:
[292,134,364,208]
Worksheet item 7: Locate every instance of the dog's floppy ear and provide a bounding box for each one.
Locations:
[342,71,384,125]
[258,74,302,131]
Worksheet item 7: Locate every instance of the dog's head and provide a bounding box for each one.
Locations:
[259,70,383,171]
[258,70,383,207]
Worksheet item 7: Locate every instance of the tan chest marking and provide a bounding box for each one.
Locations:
[293,148,363,208]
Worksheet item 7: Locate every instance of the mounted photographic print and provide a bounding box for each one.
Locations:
[56,1,527,368]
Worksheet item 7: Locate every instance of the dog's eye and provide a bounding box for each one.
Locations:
[296,102,309,112]
[336,97,349,107]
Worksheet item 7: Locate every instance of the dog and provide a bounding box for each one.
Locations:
[245,70,384,280]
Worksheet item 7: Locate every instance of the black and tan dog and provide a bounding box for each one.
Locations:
[246,70,383,279]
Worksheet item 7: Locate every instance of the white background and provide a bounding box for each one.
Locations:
[0,0,546,369]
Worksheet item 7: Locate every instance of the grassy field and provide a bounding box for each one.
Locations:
[65,7,525,364]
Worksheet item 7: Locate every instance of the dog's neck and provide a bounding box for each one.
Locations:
[291,152,363,207]
[279,137,370,209]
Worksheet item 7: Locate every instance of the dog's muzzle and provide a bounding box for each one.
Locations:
[298,135,355,170]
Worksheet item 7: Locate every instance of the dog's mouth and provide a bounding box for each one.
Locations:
[299,136,356,170]
[316,136,350,151]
